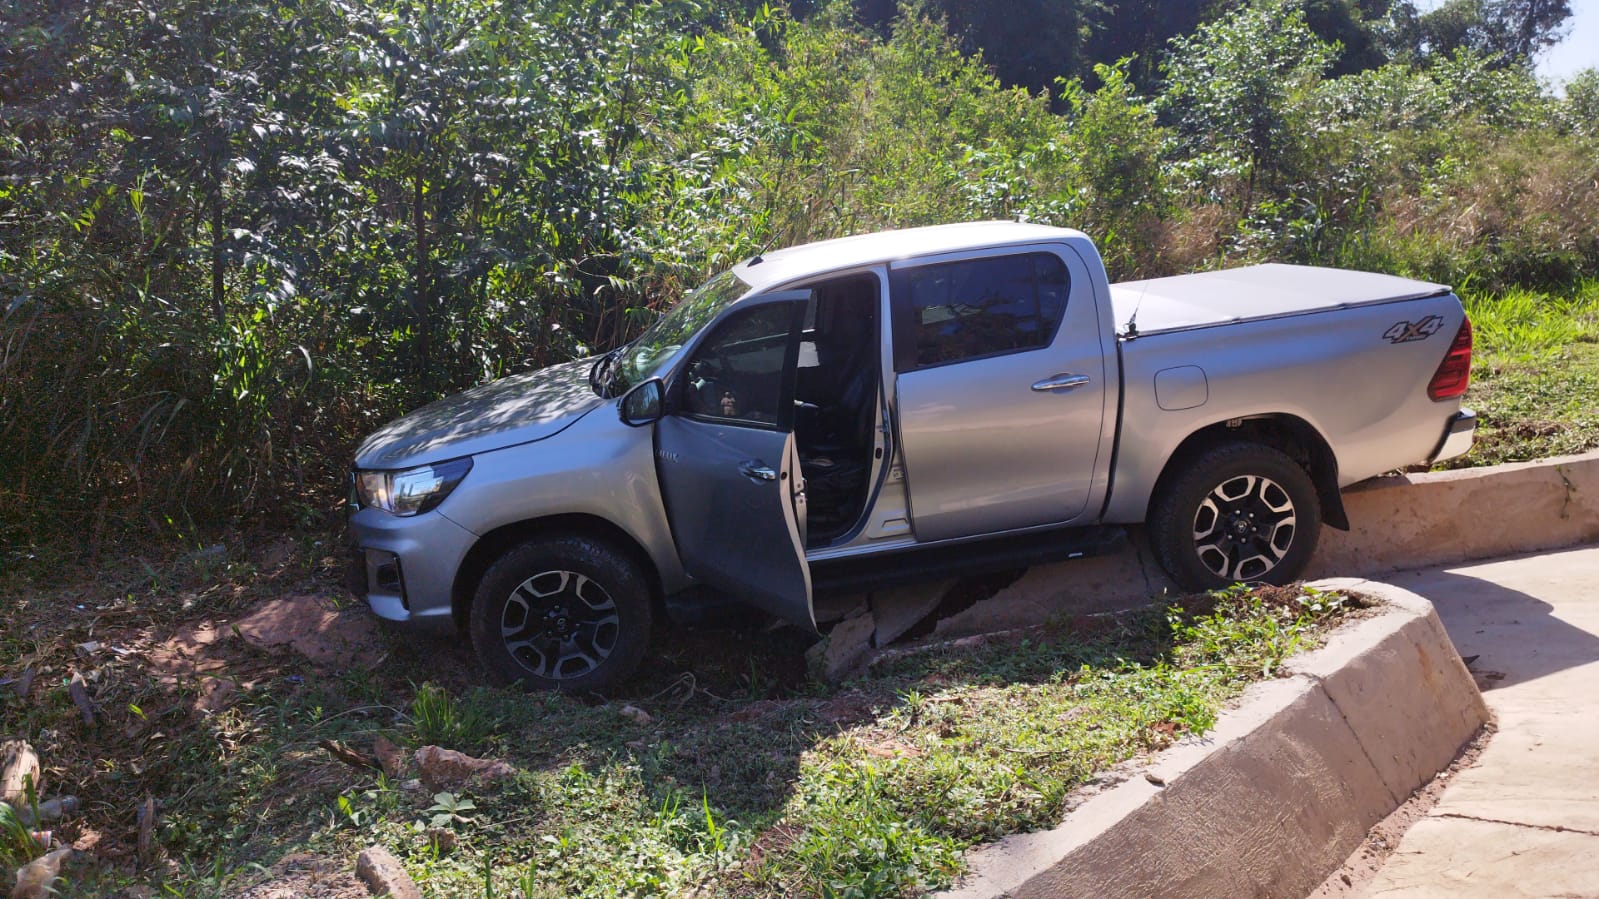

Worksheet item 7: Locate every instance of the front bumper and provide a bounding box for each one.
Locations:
[1429,408,1477,463]
[346,505,478,633]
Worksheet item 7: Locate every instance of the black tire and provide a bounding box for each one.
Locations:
[468,536,652,693]
[1148,441,1322,592]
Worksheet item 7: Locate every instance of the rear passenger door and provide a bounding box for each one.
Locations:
[889,247,1108,543]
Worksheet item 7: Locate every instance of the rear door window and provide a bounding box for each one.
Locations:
[891,252,1069,371]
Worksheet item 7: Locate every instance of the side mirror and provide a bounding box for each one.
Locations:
[619,378,665,426]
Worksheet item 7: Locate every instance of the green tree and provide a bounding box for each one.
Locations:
[906,0,1107,93]
[1387,0,1571,63]
[1160,0,1337,204]
[1049,61,1171,276]
[1564,68,1599,135]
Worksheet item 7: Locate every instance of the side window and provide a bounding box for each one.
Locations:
[894,252,1070,370]
[680,302,803,428]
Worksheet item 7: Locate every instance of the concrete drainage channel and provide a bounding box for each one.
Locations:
[941,579,1488,898]
[804,450,1599,898]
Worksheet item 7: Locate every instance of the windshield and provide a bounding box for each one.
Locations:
[612,269,750,391]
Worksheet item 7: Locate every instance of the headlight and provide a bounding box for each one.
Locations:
[355,458,473,516]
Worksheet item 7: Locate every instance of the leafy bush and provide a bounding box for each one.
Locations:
[3,0,1596,545]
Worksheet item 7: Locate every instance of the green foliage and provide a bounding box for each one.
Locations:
[1169,585,1352,678]
[1437,282,1599,467]
[1160,0,1338,200]
[1465,283,1599,361]
[1,0,1596,544]
[1388,0,1573,63]
[1563,68,1599,134]
[1050,61,1172,277]
[408,682,503,753]
[0,792,43,868]
[424,791,478,828]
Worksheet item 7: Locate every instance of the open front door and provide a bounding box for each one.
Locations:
[655,293,815,631]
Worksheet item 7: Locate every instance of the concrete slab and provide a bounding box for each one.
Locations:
[933,531,1178,638]
[806,612,876,682]
[1361,816,1599,898]
[871,581,954,647]
[1359,545,1599,897]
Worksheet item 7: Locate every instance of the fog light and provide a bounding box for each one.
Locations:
[366,551,408,610]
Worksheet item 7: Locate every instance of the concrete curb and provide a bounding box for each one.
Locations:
[1309,449,1599,578]
[940,579,1489,899]
[933,450,1599,639]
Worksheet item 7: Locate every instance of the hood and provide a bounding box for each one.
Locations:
[354,357,606,469]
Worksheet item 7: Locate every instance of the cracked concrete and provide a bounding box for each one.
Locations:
[1358,545,1599,898]
[1431,812,1599,838]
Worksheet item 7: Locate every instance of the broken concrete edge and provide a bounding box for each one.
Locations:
[939,578,1489,899]
[808,581,963,683]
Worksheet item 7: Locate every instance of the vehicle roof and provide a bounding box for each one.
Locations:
[731,221,1088,293]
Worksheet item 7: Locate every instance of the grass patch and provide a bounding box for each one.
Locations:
[1444,281,1599,467]
[0,541,1365,899]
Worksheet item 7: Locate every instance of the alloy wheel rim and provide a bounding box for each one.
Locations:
[500,570,620,680]
[1191,474,1297,581]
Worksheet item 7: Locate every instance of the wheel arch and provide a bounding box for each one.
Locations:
[451,514,666,630]
[1146,414,1349,531]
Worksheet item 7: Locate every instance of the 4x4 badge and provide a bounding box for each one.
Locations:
[1384,315,1444,344]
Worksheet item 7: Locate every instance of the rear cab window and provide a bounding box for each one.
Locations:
[890,251,1069,371]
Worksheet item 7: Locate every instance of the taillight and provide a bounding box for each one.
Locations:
[1428,316,1473,400]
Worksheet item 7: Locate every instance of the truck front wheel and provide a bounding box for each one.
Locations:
[469,536,652,693]
[1148,442,1322,591]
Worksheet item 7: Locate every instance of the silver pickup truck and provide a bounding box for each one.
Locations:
[348,221,1475,690]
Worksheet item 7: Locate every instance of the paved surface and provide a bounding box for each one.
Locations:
[1358,544,1599,898]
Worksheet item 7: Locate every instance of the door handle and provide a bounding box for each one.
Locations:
[1031,373,1091,392]
[738,461,778,481]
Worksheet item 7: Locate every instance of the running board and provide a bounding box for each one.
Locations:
[810,526,1128,596]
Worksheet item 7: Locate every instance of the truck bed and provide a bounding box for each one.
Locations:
[1110,264,1450,336]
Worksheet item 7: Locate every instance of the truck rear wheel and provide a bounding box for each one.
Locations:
[469,536,652,693]
[1149,442,1321,591]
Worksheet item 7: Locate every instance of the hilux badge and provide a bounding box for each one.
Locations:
[1383,315,1444,344]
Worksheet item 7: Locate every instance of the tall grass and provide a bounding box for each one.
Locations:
[1464,281,1599,363]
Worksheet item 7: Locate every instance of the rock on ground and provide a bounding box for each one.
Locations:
[9,847,72,899]
[413,746,515,793]
[355,846,422,899]
[373,735,406,779]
